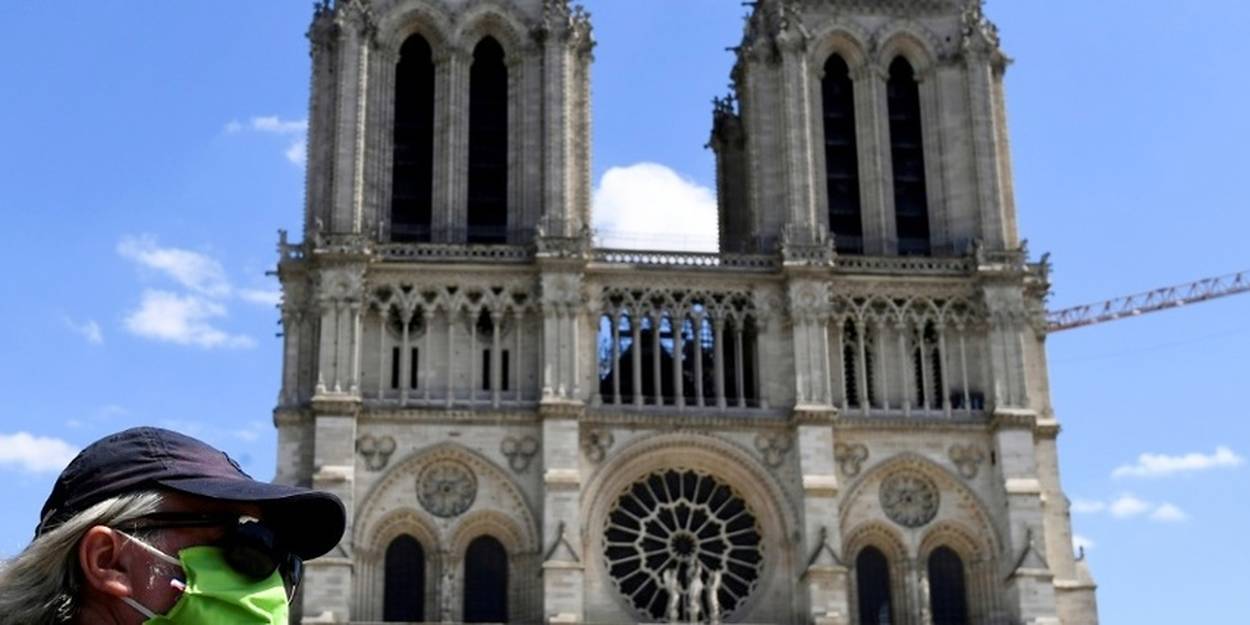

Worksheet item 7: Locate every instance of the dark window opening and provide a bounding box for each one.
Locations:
[823,54,863,254]
[928,547,970,625]
[463,535,508,623]
[390,346,401,390]
[417,347,427,390]
[467,38,508,244]
[887,57,931,256]
[856,547,893,625]
[481,349,512,392]
[383,535,425,622]
[391,35,435,243]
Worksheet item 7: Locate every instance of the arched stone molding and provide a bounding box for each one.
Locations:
[839,453,1001,557]
[446,509,537,625]
[807,22,872,73]
[844,522,913,625]
[453,2,533,63]
[374,0,455,57]
[353,508,441,623]
[581,431,799,623]
[872,22,941,77]
[354,441,540,551]
[917,521,1001,625]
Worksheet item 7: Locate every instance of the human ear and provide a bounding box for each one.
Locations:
[78,526,135,599]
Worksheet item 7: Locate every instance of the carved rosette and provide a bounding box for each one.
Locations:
[501,436,540,472]
[879,471,940,528]
[417,460,478,518]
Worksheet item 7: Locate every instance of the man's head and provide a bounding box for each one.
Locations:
[0,427,345,625]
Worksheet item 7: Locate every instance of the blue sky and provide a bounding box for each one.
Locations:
[1,2,1247,622]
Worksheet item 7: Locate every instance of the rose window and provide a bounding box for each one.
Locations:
[603,469,764,621]
[879,471,939,528]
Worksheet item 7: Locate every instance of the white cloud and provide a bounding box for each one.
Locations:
[118,235,232,298]
[1072,534,1095,553]
[284,138,306,167]
[123,290,254,349]
[592,162,718,252]
[0,432,79,474]
[1108,493,1151,518]
[1112,446,1244,478]
[233,421,268,443]
[238,288,282,307]
[1070,498,1106,514]
[249,116,307,135]
[63,316,103,344]
[223,116,308,167]
[1150,503,1188,523]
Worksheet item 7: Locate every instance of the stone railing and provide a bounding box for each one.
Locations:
[834,255,973,275]
[591,248,778,271]
[376,243,531,263]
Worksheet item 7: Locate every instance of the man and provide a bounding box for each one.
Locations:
[0,427,345,625]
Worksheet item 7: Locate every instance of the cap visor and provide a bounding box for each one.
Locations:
[158,476,346,560]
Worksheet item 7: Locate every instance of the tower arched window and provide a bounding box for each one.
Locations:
[467,37,508,244]
[928,546,970,625]
[383,534,425,622]
[463,535,508,623]
[391,34,435,243]
[822,53,863,254]
[855,546,894,625]
[887,56,931,256]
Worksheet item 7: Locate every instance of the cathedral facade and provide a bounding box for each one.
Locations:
[273,1,1098,624]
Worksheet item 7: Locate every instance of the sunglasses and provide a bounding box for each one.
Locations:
[117,512,304,603]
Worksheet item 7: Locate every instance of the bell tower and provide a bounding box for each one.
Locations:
[712,0,1019,258]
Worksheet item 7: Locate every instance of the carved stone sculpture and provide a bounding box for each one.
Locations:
[663,567,682,623]
[686,562,705,624]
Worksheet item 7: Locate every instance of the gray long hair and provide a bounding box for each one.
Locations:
[0,491,164,625]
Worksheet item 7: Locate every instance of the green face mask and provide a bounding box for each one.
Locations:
[122,543,289,625]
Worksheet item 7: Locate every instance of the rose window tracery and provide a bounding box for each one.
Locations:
[603,469,764,621]
[879,471,940,528]
[417,460,477,518]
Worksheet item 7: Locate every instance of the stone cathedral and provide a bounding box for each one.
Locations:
[272,1,1099,624]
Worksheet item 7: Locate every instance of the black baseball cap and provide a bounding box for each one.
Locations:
[36,426,345,560]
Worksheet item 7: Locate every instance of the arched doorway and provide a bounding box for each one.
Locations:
[463,535,508,622]
[383,534,425,622]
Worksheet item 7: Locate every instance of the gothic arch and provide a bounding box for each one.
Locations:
[918,521,988,564]
[354,441,540,554]
[838,452,1001,557]
[454,3,531,63]
[450,508,529,557]
[376,0,455,56]
[808,22,872,74]
[354,509,441,623]
[843,521,907,564]
[581,432,798,623]
[873,22,941,75]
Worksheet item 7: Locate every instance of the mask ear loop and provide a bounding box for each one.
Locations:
[115,529,189,619]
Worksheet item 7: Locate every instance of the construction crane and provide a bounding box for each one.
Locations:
[1046,269,1250,333]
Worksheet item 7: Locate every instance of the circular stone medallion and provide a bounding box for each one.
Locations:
[879,472,939,528]
[417,460,477,518]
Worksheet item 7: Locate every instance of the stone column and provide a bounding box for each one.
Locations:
[776,22,821,239]
[328,3,373,234]
[992,411,1060,625]
[540,406,584,624]
[795,412,848,625]
[300,401,358,624]
[852,62,892,255]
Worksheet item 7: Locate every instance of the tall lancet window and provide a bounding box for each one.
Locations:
[928,547,971,625]
[822,54,863,254]
[383,535,425,622]
[887,57,931,256]
[856,547,894,625]
[467,37,508,244]
[391,34,435,243]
